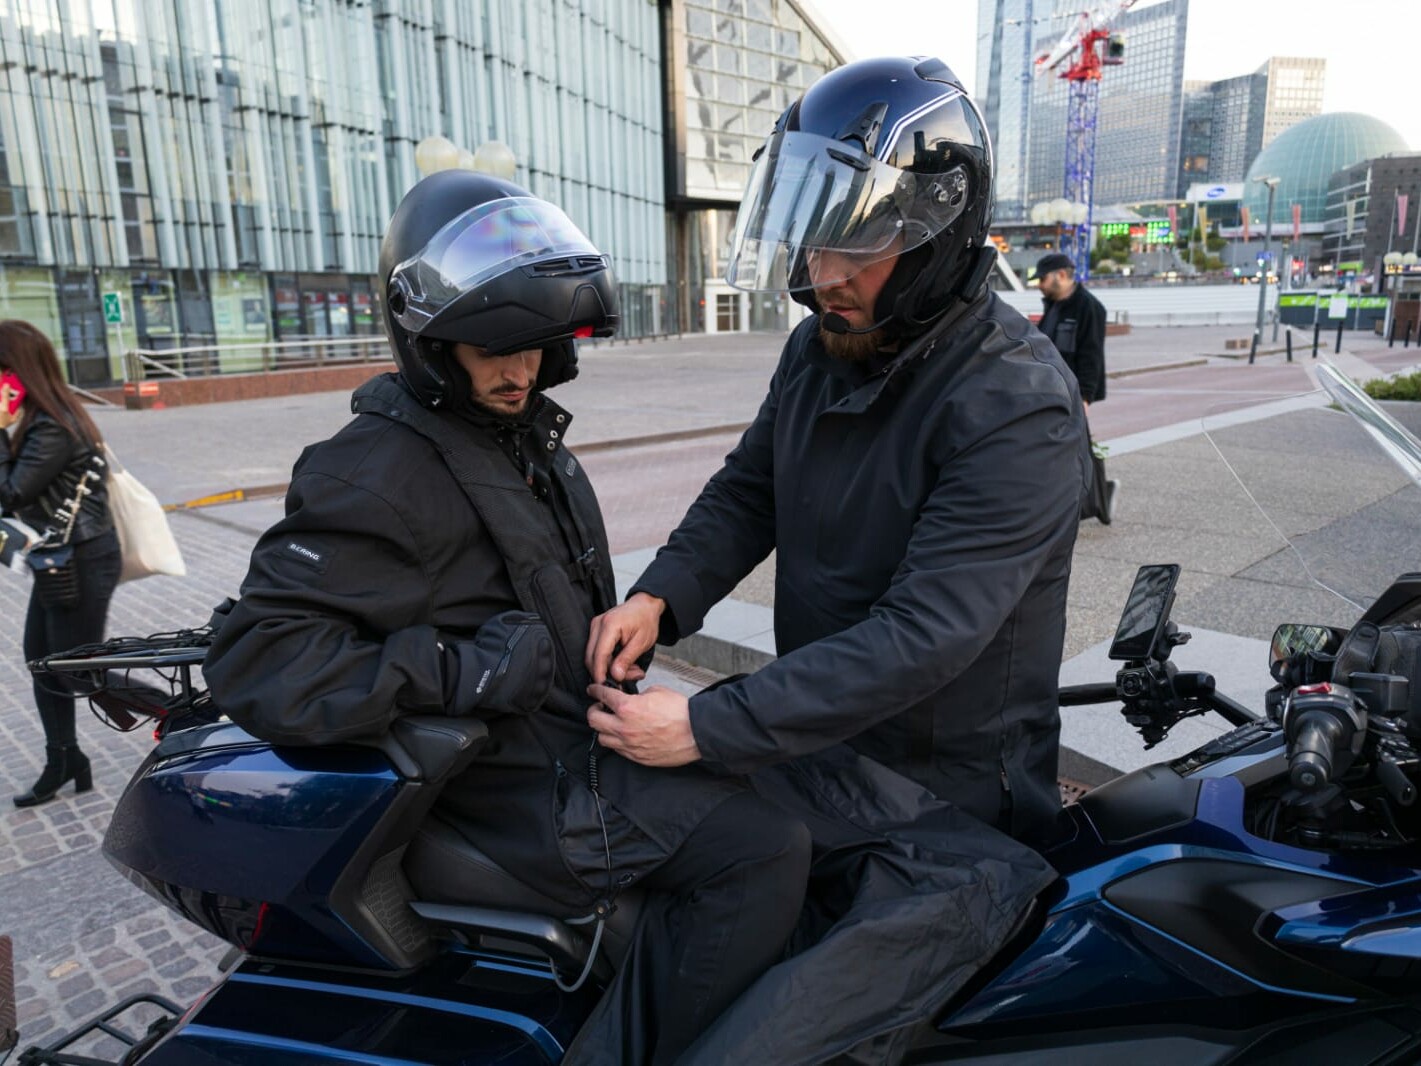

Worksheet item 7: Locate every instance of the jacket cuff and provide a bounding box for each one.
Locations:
[630,555,706,645]
[687,689,741,774]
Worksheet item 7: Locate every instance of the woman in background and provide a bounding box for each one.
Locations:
[0,320,118,807]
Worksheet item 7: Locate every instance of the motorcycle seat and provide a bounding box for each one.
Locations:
[404,813,644,969]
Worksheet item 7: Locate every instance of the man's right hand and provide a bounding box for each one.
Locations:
[586,592,665,683]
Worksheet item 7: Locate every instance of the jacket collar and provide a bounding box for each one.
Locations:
[353,373,574,450]
[801,285,991,414]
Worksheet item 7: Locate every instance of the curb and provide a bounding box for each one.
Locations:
[1107,358,1208,379]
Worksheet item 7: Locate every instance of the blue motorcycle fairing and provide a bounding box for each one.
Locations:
[104,721,406,969]
[134,949,596,1066]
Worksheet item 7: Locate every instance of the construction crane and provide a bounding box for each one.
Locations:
[1036,0,1136,282]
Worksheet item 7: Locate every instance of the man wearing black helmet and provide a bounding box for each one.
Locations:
[588,56,1088,849]
[204,171,813,1066]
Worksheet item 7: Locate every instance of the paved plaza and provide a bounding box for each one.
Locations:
[2,321,1421,1054]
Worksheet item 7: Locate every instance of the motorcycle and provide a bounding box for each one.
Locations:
[18,365,1421,1065]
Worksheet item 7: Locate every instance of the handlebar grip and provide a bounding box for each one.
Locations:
[1289,715,1343,792]
[1058,683,1121,706]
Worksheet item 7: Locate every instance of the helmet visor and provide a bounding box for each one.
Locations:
[726,130,971,293]
[389,197,601,334]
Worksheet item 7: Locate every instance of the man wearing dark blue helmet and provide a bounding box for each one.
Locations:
[583,56,1083,1060]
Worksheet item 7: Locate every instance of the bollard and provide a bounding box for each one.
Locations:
[1285,328,1293,363]
[1335,320,1344,355]
[1313,322,1321,359]
[1407,321,1415,349]
[1390,319,1398,348]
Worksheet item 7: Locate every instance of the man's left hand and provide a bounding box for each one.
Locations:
[587,683,700,767]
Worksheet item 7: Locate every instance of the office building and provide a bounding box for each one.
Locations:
[0,0,847,386]
[1176,57,1325,194]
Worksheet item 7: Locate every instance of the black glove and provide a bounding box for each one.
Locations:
[441,611,555,717]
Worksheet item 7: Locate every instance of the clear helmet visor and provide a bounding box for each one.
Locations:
[725,130,972,293]
[388,197,601,334]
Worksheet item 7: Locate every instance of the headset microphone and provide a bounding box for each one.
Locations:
[820,311,892,335]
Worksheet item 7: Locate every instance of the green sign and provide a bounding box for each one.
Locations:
[1278,294,1387,310]
[101,291,123,324]
[1096,220,1172,245]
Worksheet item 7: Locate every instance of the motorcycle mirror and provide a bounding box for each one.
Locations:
[1269,623,1345,678]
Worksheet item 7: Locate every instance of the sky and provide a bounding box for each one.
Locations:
[801,0,1421,150]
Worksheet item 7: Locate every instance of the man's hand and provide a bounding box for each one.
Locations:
[587,683,700,767]
[586,592,665,684]
[1082,400,1090,414]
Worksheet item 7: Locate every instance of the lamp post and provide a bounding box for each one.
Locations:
[1250,176,1279,361]
[1384,250,1404,342]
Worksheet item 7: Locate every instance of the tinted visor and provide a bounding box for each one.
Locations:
[388,197,601,334]
[726,129,971,293]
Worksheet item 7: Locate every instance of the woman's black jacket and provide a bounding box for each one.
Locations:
[0,412,111,543]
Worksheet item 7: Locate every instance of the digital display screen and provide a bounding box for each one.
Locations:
[1108,564,1180,661]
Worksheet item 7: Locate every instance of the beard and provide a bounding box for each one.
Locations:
[819,320,892,362]
[470,390,536,422]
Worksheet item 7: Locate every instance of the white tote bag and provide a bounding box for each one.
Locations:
[103,445,186,583]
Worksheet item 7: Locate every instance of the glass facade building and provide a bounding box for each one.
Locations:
[1246,112,1407,229]
[663,0,843,333]
[1028,0,1187,210]
[978,0,1186,217]
[0,0,668,385]
[1175,57,1324,195]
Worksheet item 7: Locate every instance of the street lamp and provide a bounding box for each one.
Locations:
[1384,250,1405,341]
[1030,199,1090,274]
[1250,176,1279,361]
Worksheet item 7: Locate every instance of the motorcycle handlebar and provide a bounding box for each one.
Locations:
[1289,716,1343,792]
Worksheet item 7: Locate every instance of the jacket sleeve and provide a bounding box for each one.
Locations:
[686,400,1084,772]
[629,354,786,642]
[203,470,449,746]
[0,419,72,514]
[1073,294,1106,402]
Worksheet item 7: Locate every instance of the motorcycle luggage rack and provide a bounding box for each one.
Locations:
[13,993,181,1066]
[29,631,215,737]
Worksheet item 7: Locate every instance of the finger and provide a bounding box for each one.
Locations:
[610,633,649,682]
[587,683,631,713]
[622,665,646,683]
[590,619,625,683]
[587,705,623,737]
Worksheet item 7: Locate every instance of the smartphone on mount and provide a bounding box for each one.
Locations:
[1107,563,1181,662]
[0,371,24,416]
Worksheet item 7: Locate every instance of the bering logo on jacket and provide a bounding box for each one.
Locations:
[281,541,329,572]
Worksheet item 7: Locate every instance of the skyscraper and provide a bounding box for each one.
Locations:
[977,0,1188,218]
[1176,57,1325,193]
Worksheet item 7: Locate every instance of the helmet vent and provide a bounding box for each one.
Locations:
[526,256,606,277]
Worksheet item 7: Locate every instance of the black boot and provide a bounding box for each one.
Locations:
[13,745,93,808]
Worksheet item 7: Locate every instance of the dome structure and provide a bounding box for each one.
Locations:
[1243,112,1408,227]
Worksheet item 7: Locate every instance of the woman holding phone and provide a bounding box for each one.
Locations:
[1,320,118,807]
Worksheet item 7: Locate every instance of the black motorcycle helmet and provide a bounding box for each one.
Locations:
[726,56,994,337]
[378,169,619,409]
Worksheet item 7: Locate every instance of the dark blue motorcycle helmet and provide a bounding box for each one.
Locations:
[726,55,994,337]
[378,169,620,409]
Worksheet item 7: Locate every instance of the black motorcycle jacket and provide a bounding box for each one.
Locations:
[0,412,112,543]
[632,287,1090,841]
[205,373,742,909]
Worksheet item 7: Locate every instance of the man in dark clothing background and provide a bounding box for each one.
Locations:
[585,57,1090,847]
[1036,251,1116,524]
[203,171,812,1066]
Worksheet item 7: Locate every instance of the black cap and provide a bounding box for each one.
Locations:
[1035,253,1074,278]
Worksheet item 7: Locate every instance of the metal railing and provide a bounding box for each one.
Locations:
[122,336,390,382]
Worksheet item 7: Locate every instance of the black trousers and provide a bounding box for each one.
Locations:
[22,530,121,747]
[562,789,811,1066]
